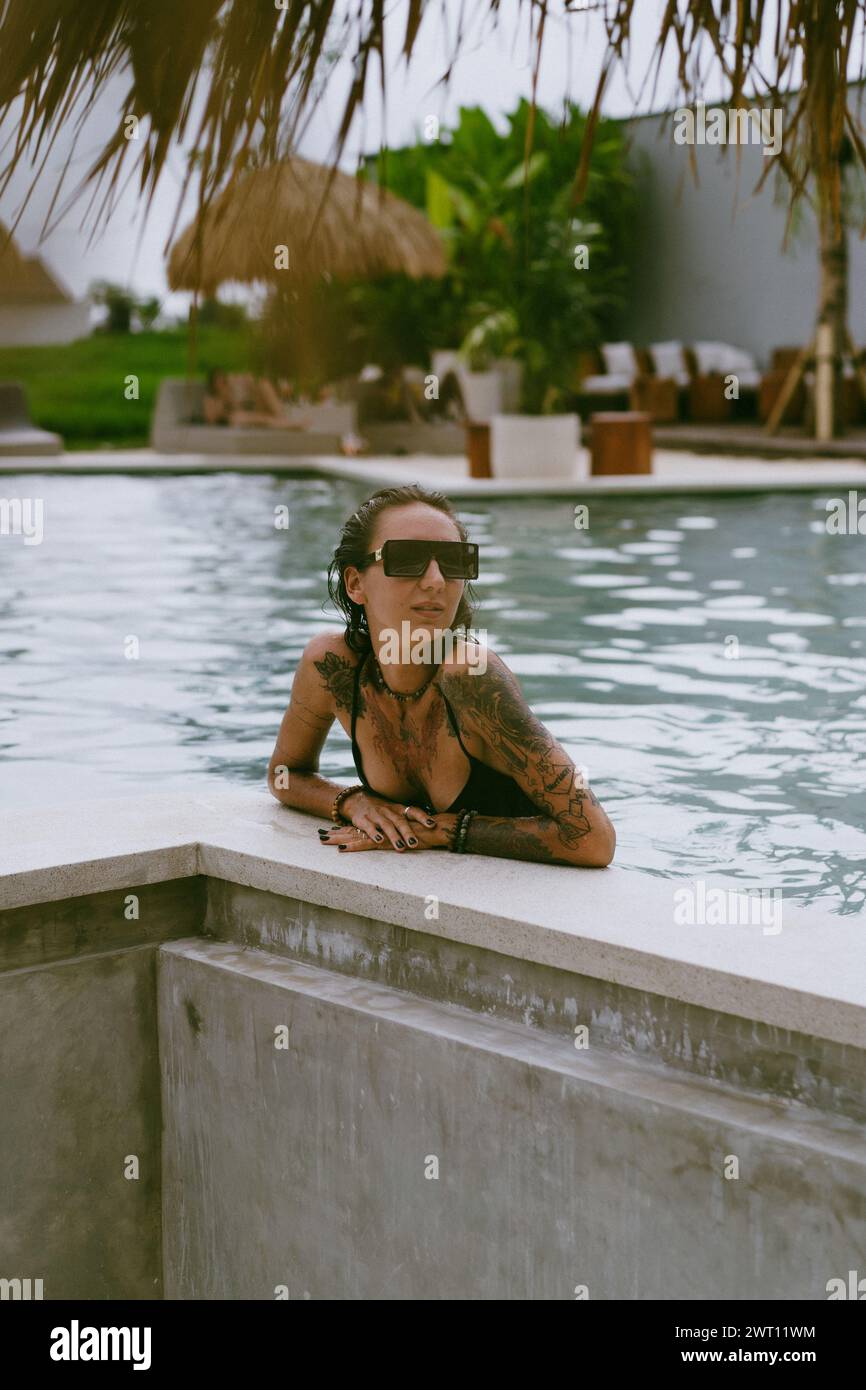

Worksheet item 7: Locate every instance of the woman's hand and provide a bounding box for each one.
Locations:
[318,795,457,852]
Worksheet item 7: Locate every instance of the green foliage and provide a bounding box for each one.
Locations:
[198,296,248,329]
[0,327,251,448]
[295,99,639,410]
[459,307,520,372]
[89,280,164,334]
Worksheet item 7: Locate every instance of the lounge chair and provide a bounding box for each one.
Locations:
[574,343,681,422]
[626,342,687,422]
[0,382,62,455]
[151,379,357,454]
[576,342,640,411]
[686,341,760,421]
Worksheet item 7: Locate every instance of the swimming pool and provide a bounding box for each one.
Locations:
[2,471,864,913]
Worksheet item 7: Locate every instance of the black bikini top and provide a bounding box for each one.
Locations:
[349,652,539,817]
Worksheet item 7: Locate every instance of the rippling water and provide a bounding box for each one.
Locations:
[2,472,865,913]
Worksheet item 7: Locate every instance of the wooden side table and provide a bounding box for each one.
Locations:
[464,421,492,478]
[590,412,653,475]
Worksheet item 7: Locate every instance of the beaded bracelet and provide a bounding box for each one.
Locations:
[450,811,478,850]
[458,809,477,852]
[332,782,364,825]
[447,808,469,852]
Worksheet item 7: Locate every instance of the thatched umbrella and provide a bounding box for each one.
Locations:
[167,157,446,294]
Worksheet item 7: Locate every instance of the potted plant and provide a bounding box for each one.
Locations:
[456,307,522,422]
[490,335,581,480]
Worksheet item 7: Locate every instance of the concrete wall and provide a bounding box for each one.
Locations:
[159,932,866,1300]
[3,853,865,1300]
[0,877,205,1299]
[0,303,91,346]
[622,97,866,366]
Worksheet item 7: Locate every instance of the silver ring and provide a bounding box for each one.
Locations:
[403,805,412,816]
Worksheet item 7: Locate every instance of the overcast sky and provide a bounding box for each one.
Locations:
[0,0,779,317]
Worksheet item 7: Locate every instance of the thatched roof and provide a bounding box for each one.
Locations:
[167,158,447,293]
[0,224,73,305]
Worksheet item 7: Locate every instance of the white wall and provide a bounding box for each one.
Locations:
[0,303,92,347]
[622,105,866,368]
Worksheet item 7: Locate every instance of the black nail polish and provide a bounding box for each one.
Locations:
[375,833,384,842]
[426,818,435,827]
[338,846,346,852]
[407,837,418,846]
[395,839,404,848]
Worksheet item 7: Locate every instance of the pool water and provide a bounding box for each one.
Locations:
[2,472,865,913]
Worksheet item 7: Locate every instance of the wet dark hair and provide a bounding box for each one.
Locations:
[327,484,476,654]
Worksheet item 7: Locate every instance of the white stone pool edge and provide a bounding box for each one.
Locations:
[1,786,862,1050]
[4,446,866,496]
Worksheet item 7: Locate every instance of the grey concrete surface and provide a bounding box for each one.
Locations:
[159,937,866,1300]
[204,879,866,1125]
[0,944,163,1299]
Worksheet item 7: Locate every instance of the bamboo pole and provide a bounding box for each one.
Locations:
[814,322,835,441]
[764,338,813,436]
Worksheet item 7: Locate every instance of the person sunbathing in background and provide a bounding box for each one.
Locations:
[203,369,311,428]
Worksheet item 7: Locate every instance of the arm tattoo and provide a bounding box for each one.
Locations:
[439,660,602,855]
[314,651,364,715]
[464,817,561,864]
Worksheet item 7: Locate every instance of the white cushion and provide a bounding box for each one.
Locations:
[580,373,633,393]
[601,342,639,378]
[719,344,757,372]
[730,368,760,390]
[693,340,727,373]
[693,341,758,375]
[650,341,689,385]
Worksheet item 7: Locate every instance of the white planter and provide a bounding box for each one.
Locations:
[493,357,524,412]
[490,413,581,479]
[458,369,504,423]
[431,349,462,384]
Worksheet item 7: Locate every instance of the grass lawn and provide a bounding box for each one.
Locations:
[0,327,252,449]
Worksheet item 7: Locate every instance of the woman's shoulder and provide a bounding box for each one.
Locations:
[299,630,365,713]
[300,629,359,663]
[437,635,509,685]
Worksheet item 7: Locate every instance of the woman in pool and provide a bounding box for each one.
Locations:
[267,485,615,866]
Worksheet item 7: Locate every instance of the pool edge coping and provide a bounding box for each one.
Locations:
[1,787,863,1051]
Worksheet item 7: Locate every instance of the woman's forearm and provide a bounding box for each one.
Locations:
[267,766,357,820]
[463,814,615,867]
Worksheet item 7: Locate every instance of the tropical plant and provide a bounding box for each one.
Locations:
[4,1,866,435]
[361,100,637,410]
[459,308,521,374]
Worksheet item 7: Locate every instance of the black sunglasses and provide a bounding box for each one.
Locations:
[363,538,479,580]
